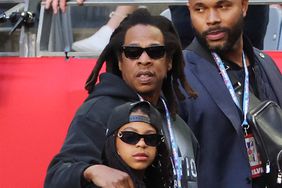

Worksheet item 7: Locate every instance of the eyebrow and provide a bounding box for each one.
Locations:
[123,43,163,47]
[216,0,233,5]
[122,127,156,134]
[193,0,232,6]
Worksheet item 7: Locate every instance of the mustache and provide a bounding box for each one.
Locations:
[202,27,229,37]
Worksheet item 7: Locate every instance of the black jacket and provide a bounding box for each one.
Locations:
[44,73,198,188]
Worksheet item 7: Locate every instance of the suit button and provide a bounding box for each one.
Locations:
[246,177,252,184]
[259,52,265,58]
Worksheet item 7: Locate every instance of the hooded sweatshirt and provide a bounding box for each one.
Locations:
[44,73,198,188]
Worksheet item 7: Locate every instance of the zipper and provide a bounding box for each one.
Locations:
[277,150,282,184]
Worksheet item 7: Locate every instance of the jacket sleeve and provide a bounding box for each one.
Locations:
[44,103,108,188]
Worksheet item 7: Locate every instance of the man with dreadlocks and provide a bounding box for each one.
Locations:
[44,8,198,188]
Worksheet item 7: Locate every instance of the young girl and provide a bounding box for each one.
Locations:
[103,101,173,188]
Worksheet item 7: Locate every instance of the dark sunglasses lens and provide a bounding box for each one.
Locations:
[120,132,140,145]
[146,46,166,59]
[144,134,162,146]
[123,47,143,59]
[123,46,166,59]
[119,131,162,146]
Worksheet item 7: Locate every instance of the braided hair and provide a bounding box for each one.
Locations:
[85,8,197,116]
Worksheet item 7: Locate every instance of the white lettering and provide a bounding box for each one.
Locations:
[190,159,197,178]
[252,167,264,175]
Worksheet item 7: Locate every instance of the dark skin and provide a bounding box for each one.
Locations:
[118,24,172,106]
[84,24,172,188]
[188,0,250,67]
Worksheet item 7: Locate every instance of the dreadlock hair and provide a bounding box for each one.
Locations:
[85,8,197,116]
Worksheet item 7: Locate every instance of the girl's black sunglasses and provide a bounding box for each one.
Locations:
[122,45,166,60]
[117,131,164,147]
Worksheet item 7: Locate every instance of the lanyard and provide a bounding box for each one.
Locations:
[138,94,182,187]
[211,52,250,132]
[161,98,182,188]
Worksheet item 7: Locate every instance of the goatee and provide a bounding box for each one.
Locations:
[194,15,244,54]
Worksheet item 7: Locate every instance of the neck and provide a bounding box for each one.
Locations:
[221,35,248,67]
[138,92,160,106]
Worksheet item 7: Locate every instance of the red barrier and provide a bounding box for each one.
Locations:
[0,54,280,188]
[265,51,282,72]
[0,57,101,188]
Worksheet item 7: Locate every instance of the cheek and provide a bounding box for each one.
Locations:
[191,15,201,28]
[120,60,135,76]
[116,138,126,155]
[147,147,157,162]
[156,60,170,77]
[116,139,133,162]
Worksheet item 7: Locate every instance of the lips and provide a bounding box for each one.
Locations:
[132,153,149,161]
[205,29,226,41]
[136,70,154,84]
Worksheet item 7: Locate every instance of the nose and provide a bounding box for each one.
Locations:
[137,51,152,66]
[136,138,147,148]
[206,9,220,25]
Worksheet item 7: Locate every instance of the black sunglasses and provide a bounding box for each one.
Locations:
[117,131,164,147]
[122,45,166,60]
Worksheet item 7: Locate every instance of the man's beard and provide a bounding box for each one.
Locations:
[194,15,244,54]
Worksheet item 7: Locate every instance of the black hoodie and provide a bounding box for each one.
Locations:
[44,73,198,188]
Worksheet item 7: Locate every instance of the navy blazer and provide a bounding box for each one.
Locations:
[180,39,282,188]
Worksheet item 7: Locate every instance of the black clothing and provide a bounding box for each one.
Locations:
[169,5,194,49]
[44,73,139,188]
[187,37,282,105]
[44,73,199,188]
[244,5,269,50]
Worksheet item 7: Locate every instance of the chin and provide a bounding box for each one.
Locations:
[207,41,225,49]
[130,164,150,171]
[136,87,155,96]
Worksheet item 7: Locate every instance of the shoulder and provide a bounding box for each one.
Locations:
[253,48,278,68]
[253,48,282,77]
[74,96,129,124]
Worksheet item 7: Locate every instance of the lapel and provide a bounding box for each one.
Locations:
[185,39,242,132]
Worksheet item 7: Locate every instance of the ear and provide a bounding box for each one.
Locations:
[118,60,122,71]
[187,1,190,11]
[167,59,172,71]
[241,0,249,17]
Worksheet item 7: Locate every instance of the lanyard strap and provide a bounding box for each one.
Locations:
[211,52,250,130]
[161,98,182,188]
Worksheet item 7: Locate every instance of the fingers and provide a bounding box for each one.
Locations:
[52,0,59,14]
[76,0,85,5]
[126,176,134,188]
[59,0,67,13]
[86,165,135,188]
[113,172,134,188]
[45,0,53,9]
[45,0,68,14]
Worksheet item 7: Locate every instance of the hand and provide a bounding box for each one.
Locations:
[45,0,85,14]
[84,164,134,188]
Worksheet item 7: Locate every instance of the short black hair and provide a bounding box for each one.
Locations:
[85,8,197,116]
